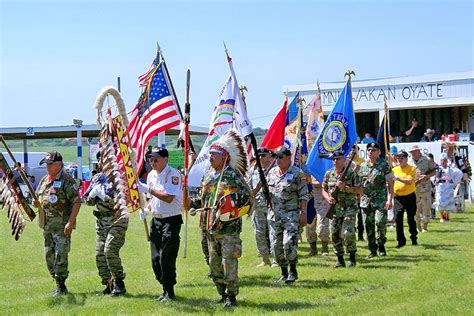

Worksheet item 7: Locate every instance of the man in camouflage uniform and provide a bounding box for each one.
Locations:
[322,152,362,267]
[267,147,308,283]
[306,177,331,256]
[35,151,81,297]
[85,156,129,296]
[358,142,394,258]
[408,145,436,232]
[200,133,251,307]
[247,147,275,267]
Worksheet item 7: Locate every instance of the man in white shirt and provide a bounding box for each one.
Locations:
[138,147,183,302]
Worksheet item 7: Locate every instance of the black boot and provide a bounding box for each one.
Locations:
[309,242,318,256]
[224,295,237,308]
[276,266,288,283]
[53,278,68,297]
[348,252,356,267]
[111,278,127,296]
[286,264,298,283]
[217,293,227,304]
[96,279,112,296]
[158,286,175,302]
[334,255,346,268]
[379,244,387,256]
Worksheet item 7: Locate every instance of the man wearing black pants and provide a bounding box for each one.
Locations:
[138,147,183,302]
[392,151,418,248]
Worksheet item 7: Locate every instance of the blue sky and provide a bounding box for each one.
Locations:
[1,0,472,129]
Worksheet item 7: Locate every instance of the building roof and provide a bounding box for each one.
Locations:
[0,124,208,140]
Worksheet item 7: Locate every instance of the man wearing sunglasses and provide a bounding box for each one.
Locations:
[358,143,394,258]
[247,147,275,267]
[392,150,418,248]
[267,147,308,284]
[322,151,362,267]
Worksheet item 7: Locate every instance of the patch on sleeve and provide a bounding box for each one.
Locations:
[171,176,179,185]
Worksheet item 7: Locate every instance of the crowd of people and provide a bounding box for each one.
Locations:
[26,134,470,308]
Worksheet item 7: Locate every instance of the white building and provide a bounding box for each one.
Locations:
[283,71,474,141]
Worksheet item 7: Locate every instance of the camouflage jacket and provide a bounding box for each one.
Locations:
[85,173,116,215]
[409,156,436,194]
[358,157,392,209]
[267,165,309,213]
[200,165,251,234]
[36,170,80,229]
[322,167,360,217]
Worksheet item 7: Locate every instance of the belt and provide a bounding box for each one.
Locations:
[153,213,181,219]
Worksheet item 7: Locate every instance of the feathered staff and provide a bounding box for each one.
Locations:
[93,87,150,241]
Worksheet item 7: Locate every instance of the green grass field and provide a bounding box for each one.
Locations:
[1,205,472,315]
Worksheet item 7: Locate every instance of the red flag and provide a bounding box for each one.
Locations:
[260,99,287,151]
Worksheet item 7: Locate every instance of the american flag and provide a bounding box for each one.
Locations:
[129,63,181,172]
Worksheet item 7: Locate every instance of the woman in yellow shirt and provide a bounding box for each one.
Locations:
[392,151,418,248]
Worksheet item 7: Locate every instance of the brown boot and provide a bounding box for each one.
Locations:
[321,241,329,256]
[256,254,271,267]
[309,242,318,256]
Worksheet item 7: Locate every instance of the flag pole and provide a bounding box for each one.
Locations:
[182,69,191,258]
[158,42,196,153]
[224,41,272,207]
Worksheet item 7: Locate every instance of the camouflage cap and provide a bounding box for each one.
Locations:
[39,151,63,165]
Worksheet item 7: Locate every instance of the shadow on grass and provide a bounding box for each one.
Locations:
[420,243,459,251]
[47,292,88,307]
[428,229,471,233]
[168,295,329,313]
[241,274,355,289]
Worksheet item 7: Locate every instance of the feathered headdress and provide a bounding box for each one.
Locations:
[210,130,248,175]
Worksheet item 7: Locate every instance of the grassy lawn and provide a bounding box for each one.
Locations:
[0,204,472,315]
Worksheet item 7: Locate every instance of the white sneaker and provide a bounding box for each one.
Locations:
[322,252,329,256]
[440,218,445,223]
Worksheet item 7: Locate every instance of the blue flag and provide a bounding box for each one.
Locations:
[305,80,357,182]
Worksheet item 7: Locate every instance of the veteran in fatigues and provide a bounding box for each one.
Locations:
[200,131,251,308]
[35,151,81,297]
[85,166,129,296]
[322,151,362,267]
[408,145,436,232]
[358,142,394,258]
[306,177,331,256]
[267,147,308,283]
[138,147,183,302]
[247,147,275,267]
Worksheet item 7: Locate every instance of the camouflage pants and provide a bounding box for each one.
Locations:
[251,206,270,256]
[201,229,210,265]
[415,190,432,225]
[208,232,242,296]
[268,211,299,267]
[362,206,387,253]
[306,194,331,243]
[44,227,71,280]
[330,215,357,255]
[96,216,128,282]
